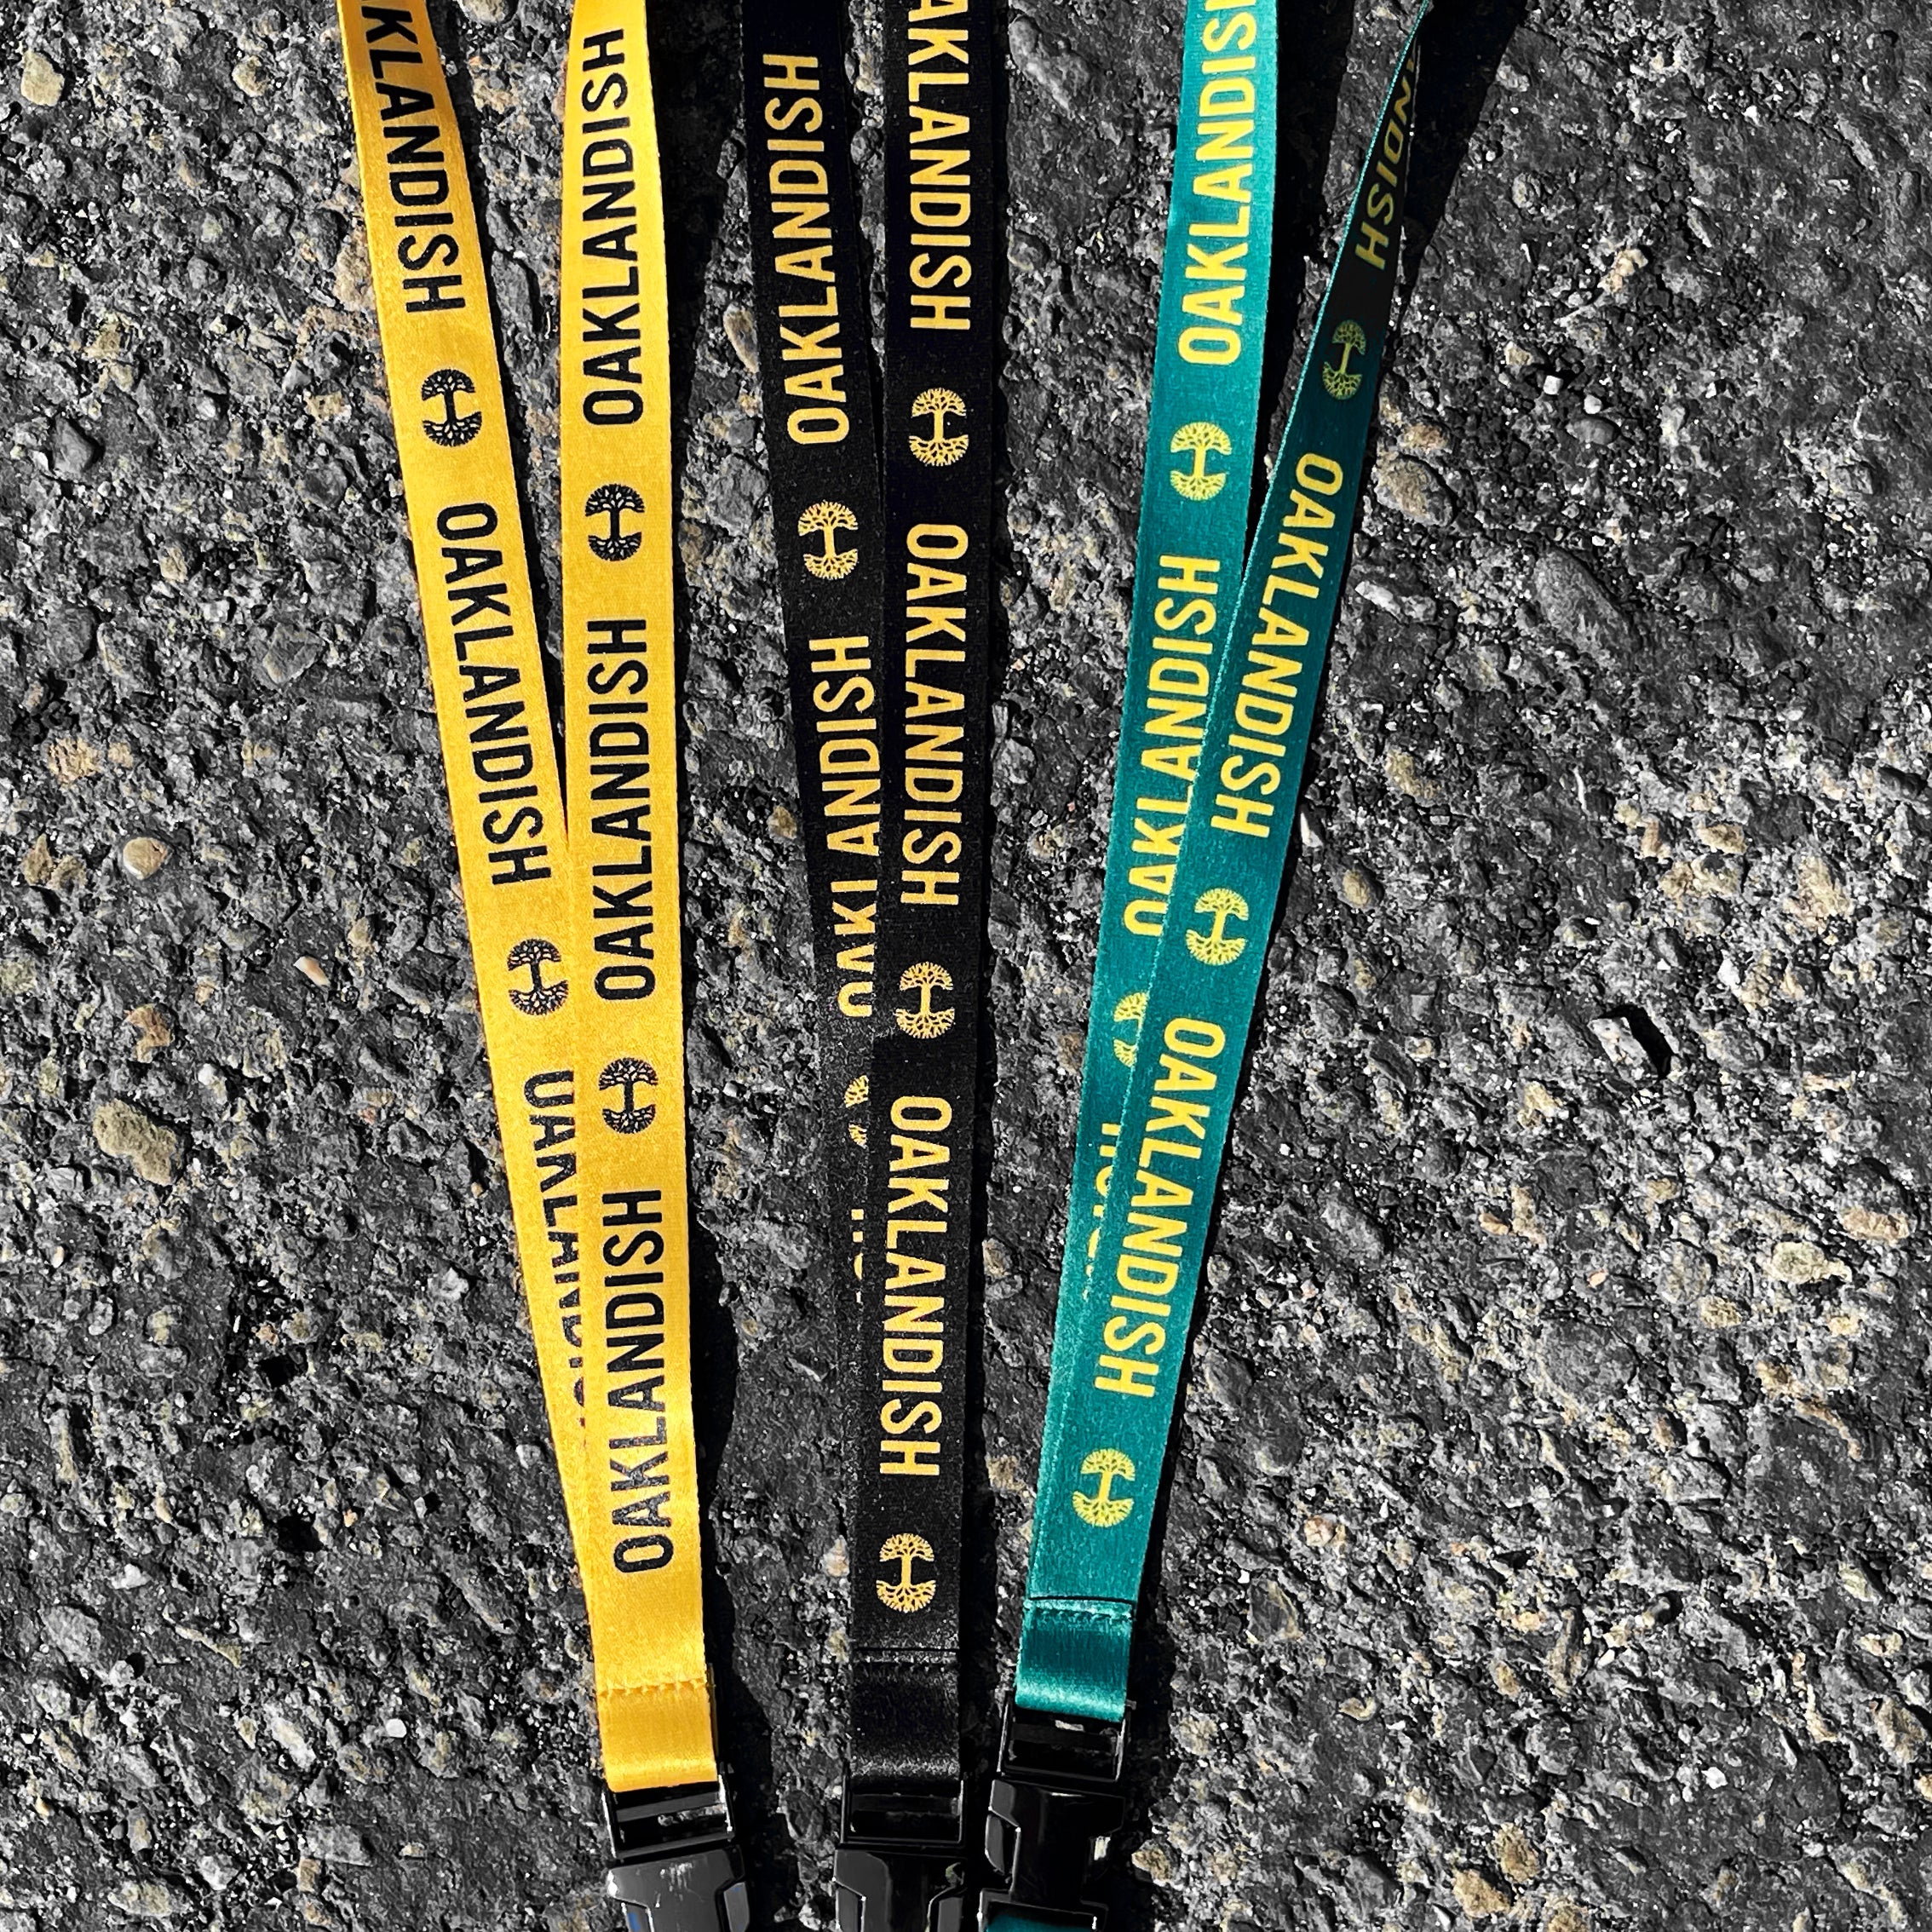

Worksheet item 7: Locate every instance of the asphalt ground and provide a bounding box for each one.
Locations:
[1,0,1929,1926]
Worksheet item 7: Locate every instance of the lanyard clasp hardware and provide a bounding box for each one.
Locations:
[979,1699,1127,1931]
[602,1778,750,1932]
[833,1776,968,1932]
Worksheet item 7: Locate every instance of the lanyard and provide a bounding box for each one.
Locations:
[1019,0,1282,1695]
[336,5,750,1926]
[984,15,1427,1927]
[740,3,998,1928]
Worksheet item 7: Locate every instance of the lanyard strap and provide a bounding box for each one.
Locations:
[1023,0,1280,1697]
[561,0,720,1803]
[337,5,748,1923]
[853,0,998,1806]
[987,17,1426,1928]
[739,0,886,1366]
[741,0,998,1923]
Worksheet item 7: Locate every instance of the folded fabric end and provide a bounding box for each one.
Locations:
[597,1676,720,1793]
[1015,1599,1134,1723]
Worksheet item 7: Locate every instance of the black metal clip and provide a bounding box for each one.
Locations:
[979,1699,1127,1931]
[603,1778,751,1932]
[832,1775,968,1932]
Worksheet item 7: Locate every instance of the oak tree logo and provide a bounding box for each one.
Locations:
[1112,989,1147,1068]
[585,482,645,561]
[843,1072,868,1148]
[420,368,481,447]
[1321,319,1367,401]
[1169,420,1232,501]
[506,936,567,1016]
[876,1532,937,1613]
[1072,1448,1135,1528]
[798,500,859,581]
[1185,887,1249,966]
[894,961,955,1040]
[598,1055,658,1134]
[909,387,968,467]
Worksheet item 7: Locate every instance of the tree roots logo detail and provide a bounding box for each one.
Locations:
[598,1056,658,1133]
[420,368,481,447]
[909,388,968,466]
[844,1072,868,1147]
[1169,420,1231,500]
[894,962,955,1039]
[798,500,859,580]
[505,937,567,1016]
[1112,990,1147,1067]
[585,482,644,561]
[1321,319,1367,400]
[1072,1449,1135,1527]
[1186,888,1249,965]
[876,1532,937,1613]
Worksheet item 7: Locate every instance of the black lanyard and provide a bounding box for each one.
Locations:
[741,3,999,1927]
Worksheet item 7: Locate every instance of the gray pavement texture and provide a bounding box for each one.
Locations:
[0,0,1928,1925]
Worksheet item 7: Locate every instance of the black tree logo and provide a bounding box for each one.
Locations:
[420,368,481,447]
[599,1055,658,1133]
[506,936,567,1015]
[585,482,646,561]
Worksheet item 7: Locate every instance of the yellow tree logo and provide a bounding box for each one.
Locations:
[1186,888,1249,965]
[910,388,968,466]
[1321,319,1367,400]
[1072,1449,1135,1527]
[798,500,859,580]
[894,962,955,1040]
[844,1072,868,1148]
[1169,421,1232,500]
[1112,990,1147,1067]
[877,1532,937,1613]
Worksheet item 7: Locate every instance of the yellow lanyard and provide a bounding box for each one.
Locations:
[336,0,717,1820]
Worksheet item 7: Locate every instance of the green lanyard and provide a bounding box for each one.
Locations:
[1018,0,1281,1716]
[985,19,1429,1924]
[1019,0,1426,1730]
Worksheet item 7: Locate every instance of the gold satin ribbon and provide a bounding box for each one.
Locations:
[336,0,714,1794]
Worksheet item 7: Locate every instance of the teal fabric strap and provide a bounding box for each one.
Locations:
[1016,11,1429,1727]
[1013,0,1279,1720]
